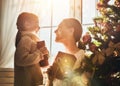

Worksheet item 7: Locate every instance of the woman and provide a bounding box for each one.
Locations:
[48,18,91,86]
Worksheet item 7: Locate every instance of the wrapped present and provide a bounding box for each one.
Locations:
[48,51,76,79]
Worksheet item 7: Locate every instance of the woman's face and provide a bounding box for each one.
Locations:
[54,22,73,42]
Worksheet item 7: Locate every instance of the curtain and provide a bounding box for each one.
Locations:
[0,0,43,68]
[0,0,18,68]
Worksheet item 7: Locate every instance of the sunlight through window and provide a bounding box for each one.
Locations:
[34,0,98,64]
[38,0,70,64]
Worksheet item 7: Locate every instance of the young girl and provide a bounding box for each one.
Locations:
[14,12,48,86]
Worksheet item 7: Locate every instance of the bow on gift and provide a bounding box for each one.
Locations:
[105,41,120,57]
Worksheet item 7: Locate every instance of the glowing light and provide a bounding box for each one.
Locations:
[111,35,115,39]
[65,71,68,74]
[65,59,67,62]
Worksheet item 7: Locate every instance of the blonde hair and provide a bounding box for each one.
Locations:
[61,18,82,42]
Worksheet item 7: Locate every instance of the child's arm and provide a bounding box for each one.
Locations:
[15,36,43,66]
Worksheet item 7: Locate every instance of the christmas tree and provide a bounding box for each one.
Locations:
[79,0,120,86]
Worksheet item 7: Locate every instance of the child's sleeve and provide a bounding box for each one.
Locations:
[15,36,43,66]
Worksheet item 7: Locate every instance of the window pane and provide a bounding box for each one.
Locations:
[108,0,114,5]
[38,0,51,27]
[75,0,81,22]
[38,28,51,51]
[82,0,96,24]
[52,0,70,26]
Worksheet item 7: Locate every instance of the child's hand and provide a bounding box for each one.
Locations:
[37,41,49,55]
[37,41,45,49]
[39,47,49,55]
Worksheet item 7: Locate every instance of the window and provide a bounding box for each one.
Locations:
[0,0,98,67]
[37,0,98,63]
[37,0,70,64]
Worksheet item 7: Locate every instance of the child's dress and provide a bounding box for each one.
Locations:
[14,31,43,86]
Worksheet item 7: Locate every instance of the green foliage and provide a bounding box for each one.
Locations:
[79,0,120,85]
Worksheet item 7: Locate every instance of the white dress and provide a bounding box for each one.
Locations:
[71,50,90,86]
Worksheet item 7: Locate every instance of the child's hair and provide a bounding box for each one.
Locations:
[16,12,39,31]
[15,12,39,47]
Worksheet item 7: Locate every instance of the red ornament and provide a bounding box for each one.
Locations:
[97,2,104,10]
[89,43,97,52]
[82,32,91,44]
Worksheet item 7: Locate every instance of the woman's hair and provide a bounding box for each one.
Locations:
[62,18,82,42]
[16,12,39,31]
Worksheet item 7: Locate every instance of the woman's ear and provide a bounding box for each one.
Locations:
[69,27,74,34]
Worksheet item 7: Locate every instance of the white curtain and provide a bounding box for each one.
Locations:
[0,0,44,68]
